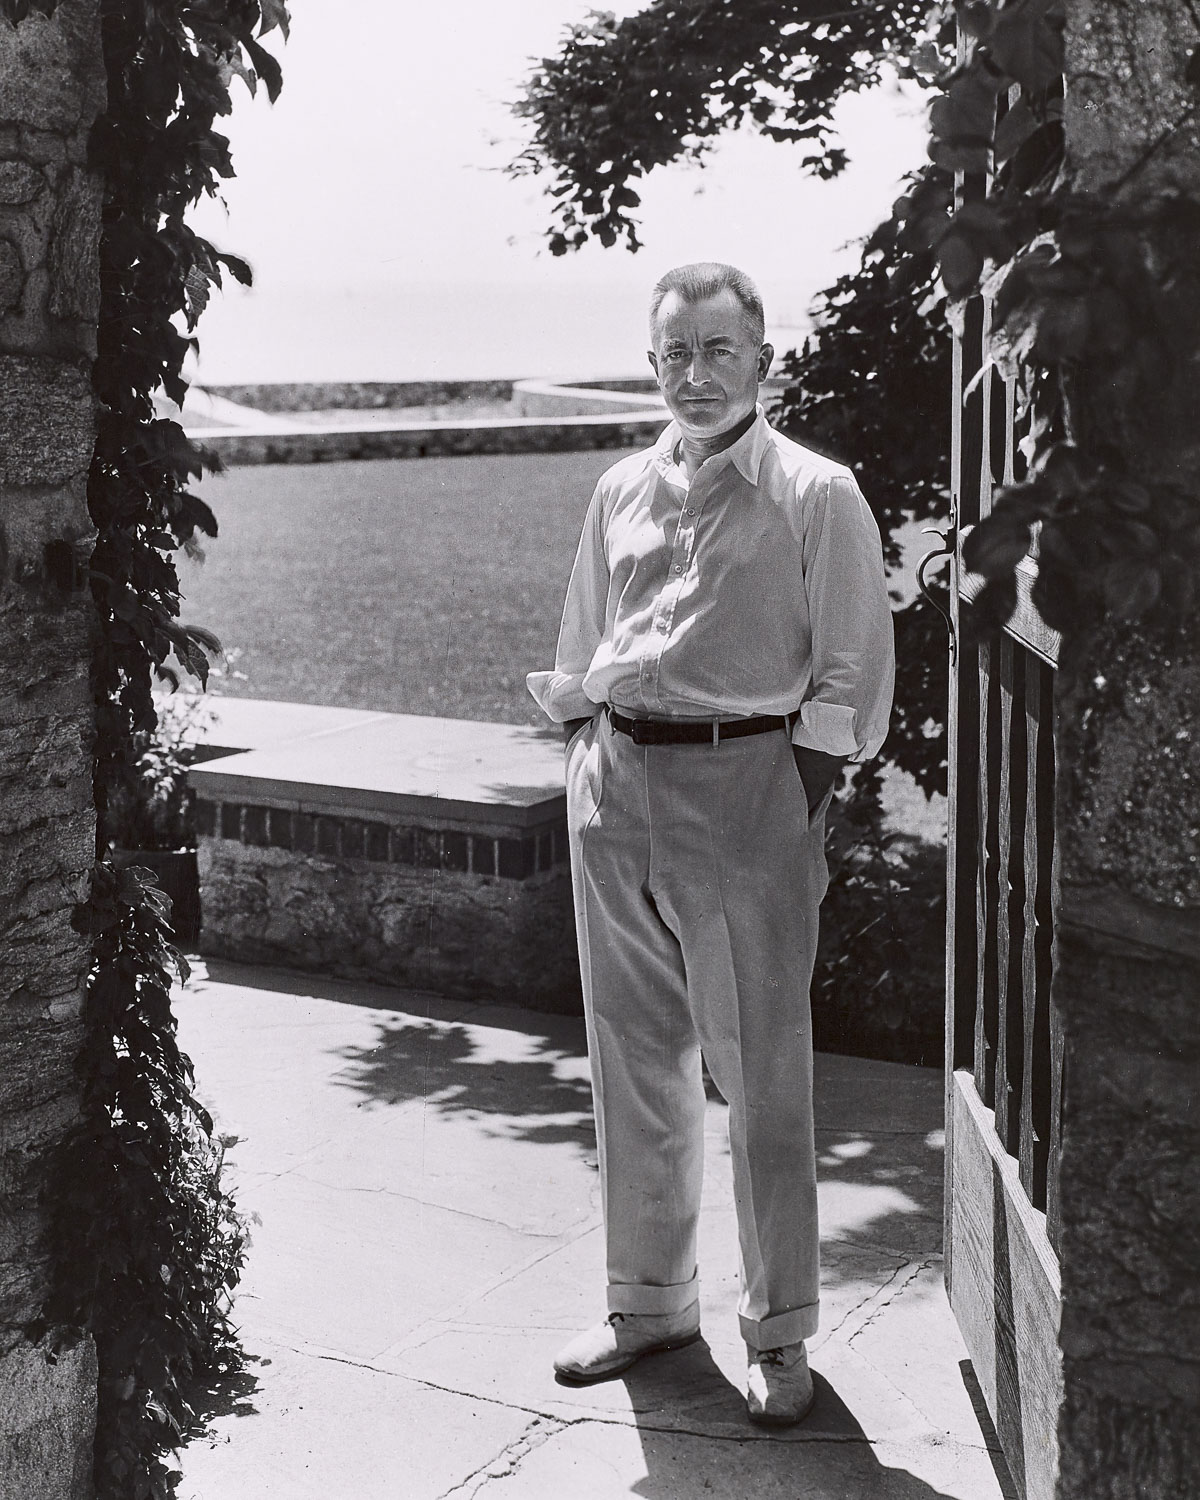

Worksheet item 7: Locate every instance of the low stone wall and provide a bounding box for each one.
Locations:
[199,834,578,1013]
[188,702,580,1012]
[205,379,515,411]
[194,411,665,467]
[510,378,664,418]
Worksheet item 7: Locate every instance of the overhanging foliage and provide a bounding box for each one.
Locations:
[30,2,290,1495]
[511,0,938,254]
[902,0,1200,645]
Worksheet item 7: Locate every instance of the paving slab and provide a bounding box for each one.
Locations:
[174,961,1012,1500]
[175,1340,533,1500]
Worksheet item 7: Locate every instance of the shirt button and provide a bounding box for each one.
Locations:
[657,618,668,631]
[685,507,696,516]
[673,564,684,574]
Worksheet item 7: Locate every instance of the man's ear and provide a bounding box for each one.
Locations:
[647,349,659,378]
[758,342,775,381]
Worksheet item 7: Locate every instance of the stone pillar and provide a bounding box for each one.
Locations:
[1055,4,1200,1497]
[0,3,104,1496]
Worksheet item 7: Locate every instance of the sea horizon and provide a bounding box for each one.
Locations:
[187,277,813,388]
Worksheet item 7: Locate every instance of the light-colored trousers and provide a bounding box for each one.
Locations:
[566,710,829,1352]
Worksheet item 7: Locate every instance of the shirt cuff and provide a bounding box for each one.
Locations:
[526,670,599,724]
[791,701,885,763]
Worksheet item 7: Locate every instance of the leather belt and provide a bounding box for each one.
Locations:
[608,708,789,746]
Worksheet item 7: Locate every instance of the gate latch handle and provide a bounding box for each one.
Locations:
[917,524,957,664]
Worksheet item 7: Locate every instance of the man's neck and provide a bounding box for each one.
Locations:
[677,405,758,478]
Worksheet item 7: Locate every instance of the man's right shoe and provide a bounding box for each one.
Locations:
[746,1340,816,1426]
[553,1306,701,1383]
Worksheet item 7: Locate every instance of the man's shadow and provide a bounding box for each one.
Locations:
[592,1338,981,1500]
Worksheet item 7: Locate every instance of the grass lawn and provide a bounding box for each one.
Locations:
[181,451,629,727]
[181,448,944,843]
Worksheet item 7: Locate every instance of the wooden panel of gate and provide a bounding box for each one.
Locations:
[943,196,1066,1500]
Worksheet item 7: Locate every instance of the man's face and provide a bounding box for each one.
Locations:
[648,288,772,441]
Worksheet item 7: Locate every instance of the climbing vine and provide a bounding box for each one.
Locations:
[898,0,1200,647]
[10,0,290,1495]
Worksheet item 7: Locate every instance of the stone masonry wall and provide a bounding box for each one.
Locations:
[199,839,581,1013]
[1054,4,1200,1496]
[1054,624,1200,1500]
[0,2,103,1495]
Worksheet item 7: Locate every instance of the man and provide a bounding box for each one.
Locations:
[526,262,894,1426]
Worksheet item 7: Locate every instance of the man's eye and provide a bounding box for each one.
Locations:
[665,351,687,362]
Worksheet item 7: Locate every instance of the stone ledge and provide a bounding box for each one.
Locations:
[187,707,566,830]
[190,411,666,466]
[186,700,577,1009]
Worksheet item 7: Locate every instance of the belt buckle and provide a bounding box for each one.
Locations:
[629,718,649,746]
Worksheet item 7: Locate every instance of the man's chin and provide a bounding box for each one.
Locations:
[674,401,728,431]
[674,402,755,439]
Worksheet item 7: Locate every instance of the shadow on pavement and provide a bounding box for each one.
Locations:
[332,1010,598,1151]
[602,1342,962,1499]
[546,1350,966,1500]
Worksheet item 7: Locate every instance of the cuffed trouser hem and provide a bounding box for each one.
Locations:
[608,1277,699,1317]
[740,1303,819,1352]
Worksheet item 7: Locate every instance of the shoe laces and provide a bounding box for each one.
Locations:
[605,1312,626,1327]
[757,1347,786,1366]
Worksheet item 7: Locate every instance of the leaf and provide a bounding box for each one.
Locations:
[244,36,283,103]
[988,0,1064,93]
[963,511,1032,577]
[1032,294,1090,362]
[929,136,990,175]
[993,98,1039,163]
[1103,560,1162,619]
[1029,557,1080,632]
[964,575,1019,639]
[216,250,253,287]
[258,0,290,39]
[957,3,995,42]
[936,231,984,298]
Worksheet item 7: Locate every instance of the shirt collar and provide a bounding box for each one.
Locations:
[653,404,771,486]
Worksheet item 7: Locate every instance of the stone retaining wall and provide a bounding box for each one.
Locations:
[206,379,515,411]
[195,411,665,467]
[188,703,580,1012]
[199,839,578,1013]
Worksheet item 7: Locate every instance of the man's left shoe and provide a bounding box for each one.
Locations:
[746,1341,816,1426]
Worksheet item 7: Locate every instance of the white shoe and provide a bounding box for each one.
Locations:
[746,1341,816,1425]
[553,1306,701,1383]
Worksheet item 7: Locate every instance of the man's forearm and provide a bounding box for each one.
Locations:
[792,745,847,815]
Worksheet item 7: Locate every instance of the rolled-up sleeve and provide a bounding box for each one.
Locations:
[792,473,895,762]
[526,483,609,723]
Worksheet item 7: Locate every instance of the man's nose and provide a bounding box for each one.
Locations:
[684,352,710,384]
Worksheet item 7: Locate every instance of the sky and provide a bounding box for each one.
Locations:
[185,0,931,382]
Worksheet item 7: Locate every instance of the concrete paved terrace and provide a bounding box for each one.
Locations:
[174,962,1015,1500]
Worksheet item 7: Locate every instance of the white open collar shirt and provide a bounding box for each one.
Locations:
[526,407,895,762]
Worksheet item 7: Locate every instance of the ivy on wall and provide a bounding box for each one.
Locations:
[899,0,1200,649]
[0,0,291,1494]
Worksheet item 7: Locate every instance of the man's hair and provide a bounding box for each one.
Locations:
[649,262,765,346]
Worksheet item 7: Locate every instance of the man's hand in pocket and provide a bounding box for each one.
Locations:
[791,745,847,817]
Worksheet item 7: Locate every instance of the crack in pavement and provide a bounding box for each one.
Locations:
[819,1257,916,1346]
[291,1345,887,1450]
[435,1415,566,1499]
[846,1256,941,1348]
